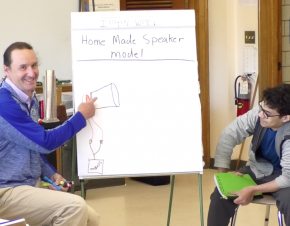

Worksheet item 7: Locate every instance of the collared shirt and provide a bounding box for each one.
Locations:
[5,78,33,108]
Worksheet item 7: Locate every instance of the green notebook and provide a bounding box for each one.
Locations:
[214,173,263,199]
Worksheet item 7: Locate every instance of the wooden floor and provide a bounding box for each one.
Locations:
[76,169,282,226]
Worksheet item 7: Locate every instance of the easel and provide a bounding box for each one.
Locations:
[70,138,204,225]
[70,8,204,226]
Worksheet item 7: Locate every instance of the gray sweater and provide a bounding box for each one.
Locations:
[214,105,290,188]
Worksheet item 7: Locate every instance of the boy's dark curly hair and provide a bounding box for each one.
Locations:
[262,83,290,116]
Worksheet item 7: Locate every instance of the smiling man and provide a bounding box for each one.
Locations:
[4,46,39,97]
[207,83,290,226]
[0,42,100,226]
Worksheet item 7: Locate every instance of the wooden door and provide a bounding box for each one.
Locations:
[258,0,282,96]
[120,0,210,167]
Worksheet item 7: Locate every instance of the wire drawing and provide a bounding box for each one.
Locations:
[88,116,104,159]
[83,83,120,174]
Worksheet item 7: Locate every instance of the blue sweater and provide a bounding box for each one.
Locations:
[0,81,86,188]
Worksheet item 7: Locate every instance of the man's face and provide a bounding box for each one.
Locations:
[3,49,39,97]
[258,101,288,131]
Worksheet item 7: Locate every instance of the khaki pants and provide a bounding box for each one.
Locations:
[0,184,100,226]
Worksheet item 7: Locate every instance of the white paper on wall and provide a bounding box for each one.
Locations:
[243,46,257,74]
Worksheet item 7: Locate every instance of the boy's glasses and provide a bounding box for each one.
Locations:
[258,102,280,119]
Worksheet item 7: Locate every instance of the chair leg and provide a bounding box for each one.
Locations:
[277,211,283,226]
[230,206,239,226]
[264,205,270,226]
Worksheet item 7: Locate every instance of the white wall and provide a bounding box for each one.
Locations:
[209,0,258,162]
[0,0,78,82]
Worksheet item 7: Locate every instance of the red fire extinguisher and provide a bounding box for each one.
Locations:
[235,75,251,117]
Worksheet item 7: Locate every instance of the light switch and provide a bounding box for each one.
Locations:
[245,31,255,44]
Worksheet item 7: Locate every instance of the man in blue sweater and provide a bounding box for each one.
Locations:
[0,42,100,226]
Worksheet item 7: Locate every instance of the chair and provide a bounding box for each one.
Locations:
[230,195,284,226]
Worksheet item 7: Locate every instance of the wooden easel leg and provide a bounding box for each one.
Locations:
[199,174,204,226]
[167,175,175,226]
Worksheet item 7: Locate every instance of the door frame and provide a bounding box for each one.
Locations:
[188,0,210,168]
